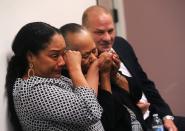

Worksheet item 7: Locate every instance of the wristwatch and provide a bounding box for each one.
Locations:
[163,115,174,121]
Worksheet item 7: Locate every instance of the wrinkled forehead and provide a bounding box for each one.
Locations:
[87,13,114,29]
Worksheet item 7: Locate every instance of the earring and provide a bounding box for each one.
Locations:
[27,63,35,77]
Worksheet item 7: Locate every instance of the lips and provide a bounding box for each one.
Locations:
[99,41,111,46]
[100,41,112,47]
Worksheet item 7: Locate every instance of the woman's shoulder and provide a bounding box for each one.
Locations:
[14,76,73,92]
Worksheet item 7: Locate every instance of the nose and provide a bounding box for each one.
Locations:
[102,32,111,41]
[58,56,65,67]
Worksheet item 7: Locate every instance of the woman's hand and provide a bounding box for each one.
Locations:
[63,50,82,72]
[63,50,89,87]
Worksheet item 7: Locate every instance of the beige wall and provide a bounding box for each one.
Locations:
[123,0,185,115]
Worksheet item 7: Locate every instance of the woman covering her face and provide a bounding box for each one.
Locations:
[5,22,104,131]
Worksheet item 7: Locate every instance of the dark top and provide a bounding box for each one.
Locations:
[98,76,146,131]
[98,36,173,131]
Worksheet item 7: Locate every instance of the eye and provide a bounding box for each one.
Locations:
[50,53,59,59]
[108,29,114,34]
[95,30,104,35]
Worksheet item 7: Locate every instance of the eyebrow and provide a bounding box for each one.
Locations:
[94,29,104,32]
[48,48,66,53]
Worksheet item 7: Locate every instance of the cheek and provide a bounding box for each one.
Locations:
[34,59,56,74]
[35,62,51,73]
[111,33,115,40]
[82,59,92,71]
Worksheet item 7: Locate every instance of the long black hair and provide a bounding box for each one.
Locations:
[5,22,60,131]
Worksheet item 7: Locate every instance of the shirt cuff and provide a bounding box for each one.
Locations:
[163,115,174,121]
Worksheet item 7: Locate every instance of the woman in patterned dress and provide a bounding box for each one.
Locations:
[5,22,104,131]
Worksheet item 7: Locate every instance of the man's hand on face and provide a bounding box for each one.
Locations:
[98,52,113,73]
[97,50,120,76]
[111,51,120,77]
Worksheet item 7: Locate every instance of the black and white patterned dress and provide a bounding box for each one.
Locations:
[13,76,104,131]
